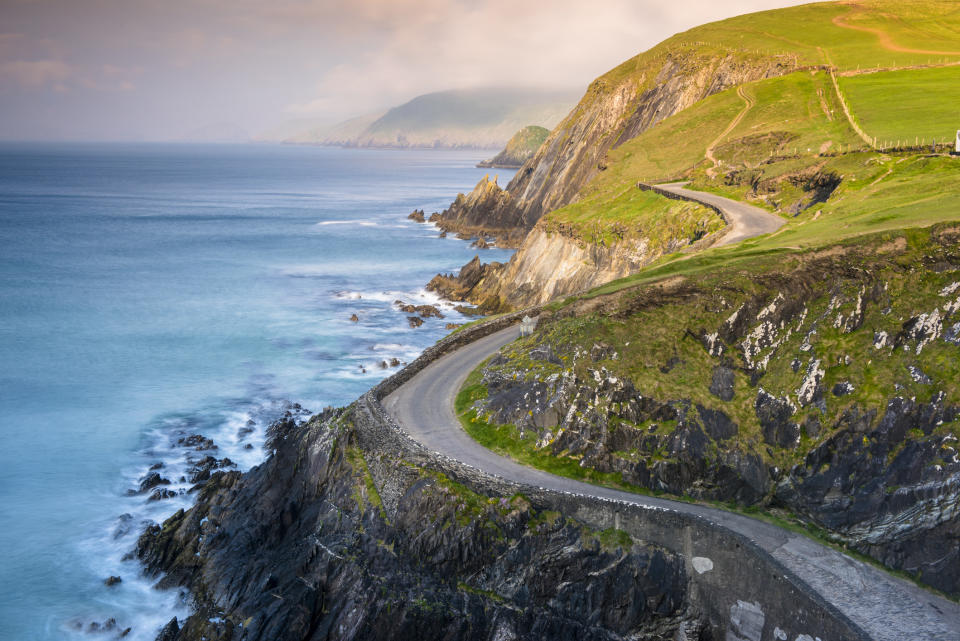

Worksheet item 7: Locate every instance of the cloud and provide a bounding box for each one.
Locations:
[281,0,809,120]
[0,0,809,140]
[0,59,70,88]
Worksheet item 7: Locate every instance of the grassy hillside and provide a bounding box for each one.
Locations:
[541,0,960,249]
[453,1,960,594]
[478,125,550,168]
[839,66,960,144]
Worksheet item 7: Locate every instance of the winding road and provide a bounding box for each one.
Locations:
[384,326,960,641]
[654,182,786,245]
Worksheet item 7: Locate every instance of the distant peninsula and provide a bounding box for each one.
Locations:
[283,88,576,150]
[477,125,549,168]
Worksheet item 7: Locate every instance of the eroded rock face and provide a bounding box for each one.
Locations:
[477,366,770,505]
[135,411,700,641]
[427,52,799,308]
[776,395,960,594]
[469,238,960,595]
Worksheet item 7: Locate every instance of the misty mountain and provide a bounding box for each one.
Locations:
[284,87,578,150]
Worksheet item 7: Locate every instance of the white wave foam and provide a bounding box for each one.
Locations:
[70,398,309,641]
[315,219,378,227]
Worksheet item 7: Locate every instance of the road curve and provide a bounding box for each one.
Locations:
[656,182,786,246]
[383,325,960,641]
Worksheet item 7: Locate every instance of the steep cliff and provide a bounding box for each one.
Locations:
[456,227,960,597]
[430,49,796,247]
[135,408,701,641]
[429,188,720,310]
[429,0,960,310]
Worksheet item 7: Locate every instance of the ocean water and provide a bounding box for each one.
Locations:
[0,143,515,640]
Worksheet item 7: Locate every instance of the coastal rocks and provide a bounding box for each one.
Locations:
[393,300,447,329]
[148,488,179,501]
[350,313,359,322]
[427,256,508,313]
[407,209,426,223]
[135,411,701,641]
[176,434,216,451]
[156,618,180,641]
[186,455,235,485]
[104,575,122,587]
[80,617,130,636]
[136,472,171,494]
[430,175,525,248]
[395,301,444,319]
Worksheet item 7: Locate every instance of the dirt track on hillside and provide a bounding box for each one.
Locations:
[832,10,960,56]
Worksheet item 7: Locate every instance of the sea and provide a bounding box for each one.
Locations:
[0,143,515,640]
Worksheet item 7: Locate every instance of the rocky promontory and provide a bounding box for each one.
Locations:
[135,408,702,640]
[477,126,549,169]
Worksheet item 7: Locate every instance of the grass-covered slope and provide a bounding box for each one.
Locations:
[451,0,960,597]
[839,66,960,145]
[532,0,960,247]
[478,125,551,168]
[462,227,960,596]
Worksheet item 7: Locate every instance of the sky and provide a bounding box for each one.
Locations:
[0,0,807,142]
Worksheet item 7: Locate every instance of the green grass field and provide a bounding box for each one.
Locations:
[543,185,721,248]
[538,0,960,267]
[722,72,864,156]
[839,66,960,144]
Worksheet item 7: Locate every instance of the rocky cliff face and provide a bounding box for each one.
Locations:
[429,176,526,248]
[430,227,659,310]
[461,229,960,596]
[135,408,702,641]
[430,49,796,300]
[433,51,795,241]
[430,208,718,310]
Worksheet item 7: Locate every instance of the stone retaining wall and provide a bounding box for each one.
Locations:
[637,181,731,227]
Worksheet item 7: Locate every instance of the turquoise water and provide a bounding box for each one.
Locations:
[0,143,514,640]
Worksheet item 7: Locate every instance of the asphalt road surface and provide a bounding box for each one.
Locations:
[383,325,960,641]
[656,182,786,246]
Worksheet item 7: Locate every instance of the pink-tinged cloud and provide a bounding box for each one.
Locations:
[0,59,70,88]
[0,0,810,140]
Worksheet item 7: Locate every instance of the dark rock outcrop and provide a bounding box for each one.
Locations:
[461,233,960,595]
[135,411,700,641]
